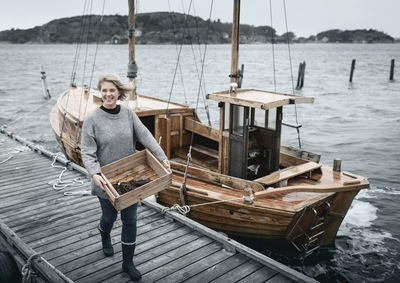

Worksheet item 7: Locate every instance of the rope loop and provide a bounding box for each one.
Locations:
[48,153,84,191]
[21,253,41,283]
[162,204,191,215]
[163,196,244,216]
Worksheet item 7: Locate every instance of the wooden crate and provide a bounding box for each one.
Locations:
[101,149,172,210]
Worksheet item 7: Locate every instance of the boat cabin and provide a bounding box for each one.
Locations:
[207,88,313,180]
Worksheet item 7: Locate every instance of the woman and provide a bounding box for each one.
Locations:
[81,74,169,281]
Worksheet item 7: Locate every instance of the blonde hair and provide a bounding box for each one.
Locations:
[97,74,133,101]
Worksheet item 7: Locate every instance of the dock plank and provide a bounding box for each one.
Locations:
[236,266,277,282]
[0,131,316,283]
[210,259,264,282]
[183,253,250,283]
[75,226,198,283]
[156,248,234,282]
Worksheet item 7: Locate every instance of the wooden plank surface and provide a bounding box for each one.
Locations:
[0,132,315,283]
[255,161,322,186]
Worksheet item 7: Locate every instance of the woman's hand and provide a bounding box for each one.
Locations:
[93,174,107,191]
[162,159,170,169]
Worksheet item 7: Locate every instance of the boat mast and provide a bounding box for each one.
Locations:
[127,0,137,102]
[230,0,240,92]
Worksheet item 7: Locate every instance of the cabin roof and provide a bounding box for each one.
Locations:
[207,89,314,110]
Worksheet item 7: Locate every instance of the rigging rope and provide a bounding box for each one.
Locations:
[77,0,94,120]
[190,0,212,126]
[179,0,214,207]
[164,0,215,207]
[70,0,90,86]
[167,0,188,105]
[269,0,277,91]
[81,0,107,135]
[166,0,212,127]
[282,0,302,148]
[165,0,194,115]
[60,0,93,153]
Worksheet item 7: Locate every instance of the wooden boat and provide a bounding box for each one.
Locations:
[50,0,369,254]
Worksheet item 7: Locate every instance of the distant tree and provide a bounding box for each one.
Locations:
[280,31,296,42]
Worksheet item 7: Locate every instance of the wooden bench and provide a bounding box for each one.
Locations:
[255,161,322,186]
[173,146,219,172]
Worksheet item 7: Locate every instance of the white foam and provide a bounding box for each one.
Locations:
[340,199,377,229]
[338,200,394,246]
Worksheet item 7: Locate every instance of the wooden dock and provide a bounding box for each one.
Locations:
[0,130,316,283]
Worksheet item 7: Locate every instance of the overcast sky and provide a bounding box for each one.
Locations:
[1,0,399,38]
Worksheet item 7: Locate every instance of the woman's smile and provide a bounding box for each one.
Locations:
[101,81,119,109]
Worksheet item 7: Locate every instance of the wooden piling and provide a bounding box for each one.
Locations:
[40,66,51,99]
[296,61,306,90]
[300,61,306,89]
[349,59,356,83]
[390,59,395,81]
[296,63,302,89]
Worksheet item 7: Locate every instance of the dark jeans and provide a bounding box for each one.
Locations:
[98,197,138,244]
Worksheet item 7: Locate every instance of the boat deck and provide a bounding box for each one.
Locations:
[0,130,316,283]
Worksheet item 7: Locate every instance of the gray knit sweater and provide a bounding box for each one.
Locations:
[81,105,167,199]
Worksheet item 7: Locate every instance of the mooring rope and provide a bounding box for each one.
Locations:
[0,137,29,165]
[2,97,55,128]
[162,196,244,216]
[48,153,84,191]
[0,156,12,165]
[21,252,74,283]
[21,253,41,283]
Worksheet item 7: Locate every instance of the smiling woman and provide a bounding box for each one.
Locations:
[80,73,170,281]
[97,74,133,108]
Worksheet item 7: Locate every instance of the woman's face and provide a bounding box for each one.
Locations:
[101,81,119,109]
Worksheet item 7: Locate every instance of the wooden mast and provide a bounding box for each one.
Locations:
[127,0,137,102]
[230,0,240,92]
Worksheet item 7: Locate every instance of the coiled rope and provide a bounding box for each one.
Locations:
[21,253,40,283]
[48,153,84,191]
[162,196,244,216]
[21,252,74,283]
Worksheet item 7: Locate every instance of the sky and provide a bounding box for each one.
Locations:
[1,0,399,38]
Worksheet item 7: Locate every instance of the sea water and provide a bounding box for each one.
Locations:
[0,43,399,282]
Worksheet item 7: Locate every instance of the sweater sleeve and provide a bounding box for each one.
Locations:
[131,110,167,162]
[81,117,102,176]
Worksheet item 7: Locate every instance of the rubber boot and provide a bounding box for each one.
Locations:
[122,243,142,281]
[98,225,114,257]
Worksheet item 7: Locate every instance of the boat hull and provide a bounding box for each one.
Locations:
[50,87,369,249]
[157,184,354,246]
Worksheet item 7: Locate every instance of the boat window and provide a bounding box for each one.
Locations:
[224,103,230,130]
[267,108,276,130]
[231,105,245,136]
[253,108,265,128]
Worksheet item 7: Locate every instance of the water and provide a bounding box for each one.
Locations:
[0,43,399,282]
